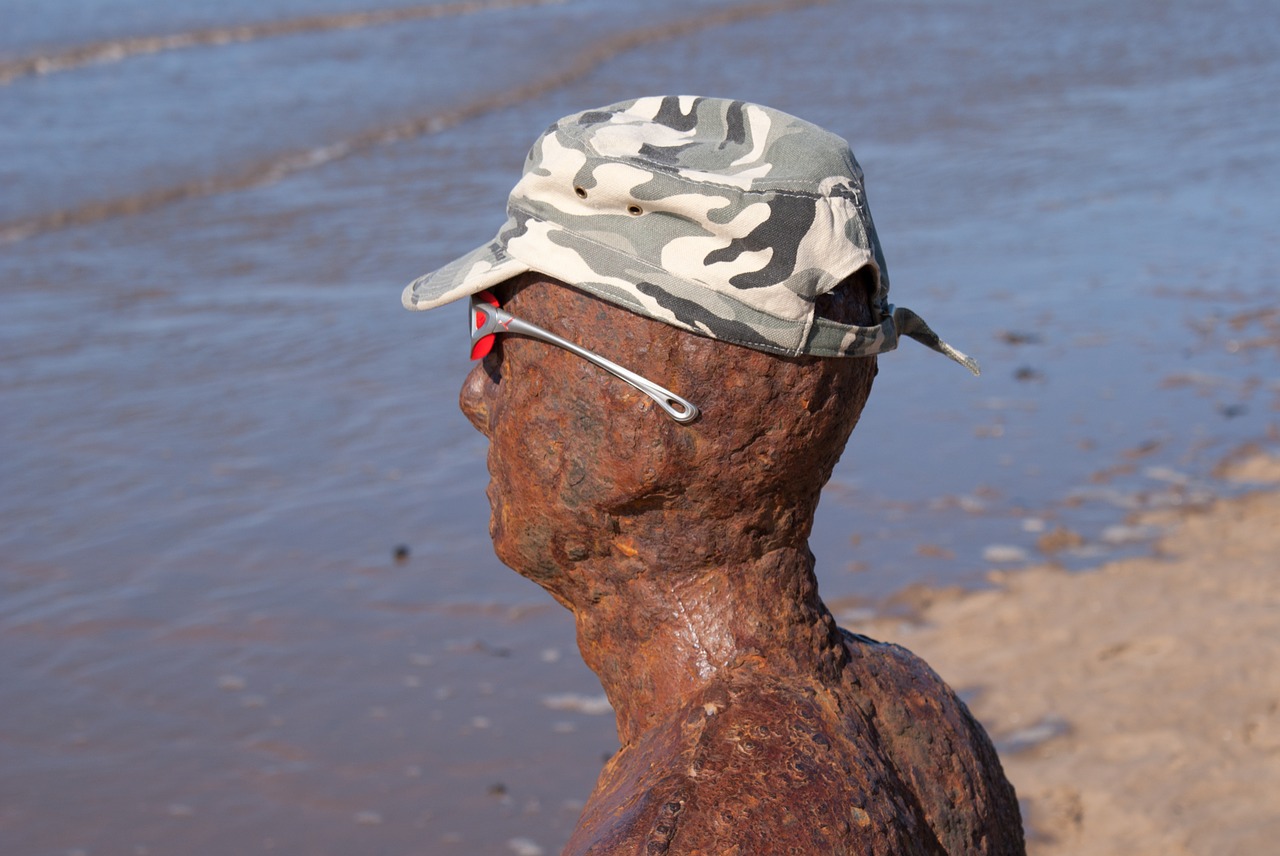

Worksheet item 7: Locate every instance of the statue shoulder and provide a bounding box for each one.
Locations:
[838,629,1025,854]
[564,674,942,855]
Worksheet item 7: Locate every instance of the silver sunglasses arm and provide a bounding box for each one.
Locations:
[501,317,700,424]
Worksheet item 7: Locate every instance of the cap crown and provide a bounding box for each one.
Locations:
[499,95,893,356]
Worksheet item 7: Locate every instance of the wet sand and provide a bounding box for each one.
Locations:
[865,452,1280,855]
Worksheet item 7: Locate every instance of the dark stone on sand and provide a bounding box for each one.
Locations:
[996,331,1042,346]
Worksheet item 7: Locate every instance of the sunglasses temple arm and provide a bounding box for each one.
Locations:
[500,317,700,424]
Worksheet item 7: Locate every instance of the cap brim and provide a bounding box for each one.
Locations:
[401,238,530,311]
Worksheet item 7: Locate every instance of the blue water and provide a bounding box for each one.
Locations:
[2,0,1278,853]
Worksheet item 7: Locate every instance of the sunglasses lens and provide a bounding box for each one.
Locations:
[469,290,502,361]
[470,333,495,360]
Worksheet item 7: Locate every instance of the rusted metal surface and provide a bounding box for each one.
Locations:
[459,274,1024,854]
[565,642,1023,855]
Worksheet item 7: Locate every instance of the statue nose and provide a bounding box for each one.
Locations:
[459,362,497,436]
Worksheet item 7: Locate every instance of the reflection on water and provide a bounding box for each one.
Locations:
[2,0,1277,852]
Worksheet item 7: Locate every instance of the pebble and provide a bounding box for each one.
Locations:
[982,545,1029,564]
[915,543,955,560]
[997,715,1071,755]
[354,810,383,826]
[1143,465,1190,484]
[216,675,247,692]
[1036,527,1085,554]
[1100,524,1159,545]
[507,838,545,856]
[995,330,1042,345]
[1013,365,1043,382]
[541,693,613,715]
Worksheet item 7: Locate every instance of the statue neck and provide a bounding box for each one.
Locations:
[564,544,847,746]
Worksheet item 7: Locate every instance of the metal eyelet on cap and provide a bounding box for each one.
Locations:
[627,204,643,216]
[574,186,588,198]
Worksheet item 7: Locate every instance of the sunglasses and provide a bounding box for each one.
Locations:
[469,290,699,424]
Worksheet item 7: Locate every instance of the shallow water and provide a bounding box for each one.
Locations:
[3,0,1278,852]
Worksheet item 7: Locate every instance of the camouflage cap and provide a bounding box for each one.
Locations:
[402,95,978,373]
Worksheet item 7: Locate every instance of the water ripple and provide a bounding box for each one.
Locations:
[0,0,567,85]
[0,0,834,244]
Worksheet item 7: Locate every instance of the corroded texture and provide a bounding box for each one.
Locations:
[458,274,1024,854]
[565,638,1020,855]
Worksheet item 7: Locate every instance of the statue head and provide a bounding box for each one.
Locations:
[402,96,976,599]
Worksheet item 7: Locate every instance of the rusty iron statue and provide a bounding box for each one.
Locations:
[404,96,1024,854]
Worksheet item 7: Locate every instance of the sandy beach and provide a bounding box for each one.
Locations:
[866,453,1280,855]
